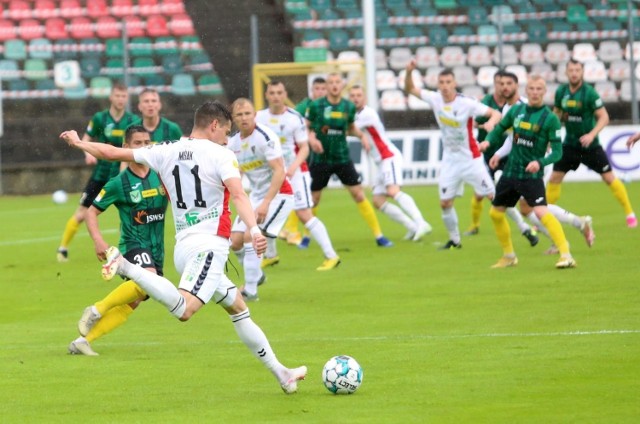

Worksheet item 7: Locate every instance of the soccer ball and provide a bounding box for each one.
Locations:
[52,190,68,204]
[322,355,363,394]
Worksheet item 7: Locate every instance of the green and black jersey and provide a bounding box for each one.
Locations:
[487,103,562,179]
[554,82,605,150]
[144,117,183,143]
[295,97,312,117]
[477,93,505,159]
[86,110,141,181]
[306,97,356,165]
[93,168,168,267]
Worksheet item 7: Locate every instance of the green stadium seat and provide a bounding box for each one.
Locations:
[550,22,573,33]
[79,38,103,58]
[514,3,537,23]
[481,0,502,6]
[490,5,514,25]
[29,38,53,60]
[80,57,102,78]
[477,25,498,45]
[452,25,474,37]
[567,5,589,24]
[576,21,597,32]
[617,3,637,21]
[89,76,112,98]
[144,74,166,87]
[4,40,27,60]
[35,78,56,91]
[155,36,179,56]
[329,29,350,51]
[378,27,399,39]
[161,54,183,75]
[527,23,548,44]
[335,0,359,11]
[24,59,47,80]
[8,79,30,92]
[63,79,88,99]
[319,9,341,20]
[428,25,449,47]
[310,0,331,10]
[530,0,555,5]
[408,0,432,7]
[413,5,437,16]
[402,26,424,38]
[302,30,326,43]
[132,57,156,77]
[197,74,224,95]
[457,0,477,6]
[105,38,124,58]
[125,75,141,88]
[0,59,19,80]
[284,0,310,14]
[434,0,456,9]
[342,8,361,19]
[180,35,203,55]
[104,58,125,77]
[53,39,77,60]
[185,52,212,72]
[468,6,487,26]
[389,7,414,17]
[502,23,522,34]
[130,37,153,57]
[171,73,195,96]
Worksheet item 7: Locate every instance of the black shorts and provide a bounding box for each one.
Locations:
[493,177,547,208]
[485,156,508,180]
[79,179,107,208]
[124,248,163,276]
[310,161,362,191]
[552,144,612,174]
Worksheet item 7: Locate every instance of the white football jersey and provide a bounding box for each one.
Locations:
[256,107,309,170]
[133,137,240,241]
[495,96,528,158]
[227,123,292,201]
[354,105,402,163]
[420,90,489,160]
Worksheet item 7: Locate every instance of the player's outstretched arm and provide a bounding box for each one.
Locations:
[85,206,109,261]
[225,177,267,256]
[60,130,134,163]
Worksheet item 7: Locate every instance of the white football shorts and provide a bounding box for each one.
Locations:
[438,156,495,201]
[372,155,404,196]
[231,192,294,238]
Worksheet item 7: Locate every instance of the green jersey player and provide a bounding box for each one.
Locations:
[136,88,183,142]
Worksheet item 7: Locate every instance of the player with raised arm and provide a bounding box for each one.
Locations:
[56,82,140,262]
[68,126,167,356]
[482,76,576,269]
[548,59,636,228]
[404,60,501,250]
[348,85,432,241]
[60,101,307,394]
[256,81,341,271]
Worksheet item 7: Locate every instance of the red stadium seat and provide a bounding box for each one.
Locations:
[138,0,159,15]
[112,0,134,17]
[146,15,169,37]
[161,0,185,15]
[0,19,17,42]
[33,0,56,19]
[45,17,68,40]
[19,19,45,40]
[59,0,84,18]
[87,0,109,18]
[69,16,95,39]
[123,15,145,38]
[169,14,194,36]
[8,0,30,20]
[96,16,121,39]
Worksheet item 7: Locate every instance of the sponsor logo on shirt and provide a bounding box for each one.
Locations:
[95,189,106,202]
[132,207,165,225]
[240,159,264,171]
[142,188,159,198]
[438,115,460,128]
[130,190,142,203]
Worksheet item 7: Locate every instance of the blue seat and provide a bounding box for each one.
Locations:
[0,59,20,81]
[4,40,27,60]
[428,26,449,47]
[29,38,53,59]
[63,79,88,99]
[80,57,102,78]
[171,73,195,96]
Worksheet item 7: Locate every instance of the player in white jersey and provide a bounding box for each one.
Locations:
[59,101,307,394]
[256,81,341,271]
[348,85,433,241]
[405,61,501,250]
[228,98,295,300]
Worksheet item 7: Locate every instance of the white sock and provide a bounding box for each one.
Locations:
[394,191,426,224]
[243,243,262,296]
[442,207,461,244]
[526,212,551,239]
[547,204,581,229]
[380,201,415,231]
[121,259,186,319]
[233,246,245,264]
[265,237,277,258]
[230,309,288,383]
[305,217,337,259]
[506,207,530,234]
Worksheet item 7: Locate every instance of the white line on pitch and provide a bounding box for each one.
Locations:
[0,229,118,247]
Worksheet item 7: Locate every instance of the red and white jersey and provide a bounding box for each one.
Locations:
[256,107,309,171]
[354,105,402,163]
[133,137,239,241]
[419,90,489,160]
[227,122,293,201]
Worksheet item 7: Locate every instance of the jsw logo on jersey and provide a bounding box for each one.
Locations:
[132,208,165,225]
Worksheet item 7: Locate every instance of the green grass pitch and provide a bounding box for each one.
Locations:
[1,182,639,423]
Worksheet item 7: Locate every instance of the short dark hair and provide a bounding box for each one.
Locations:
[125,125,150,143]
[139,87,159,97]
[501,72,518,84]
[568,58,583,68]
[194,100,232,129]
[112,81,128,93]
[312,77,326,85]
[438,68,455,78]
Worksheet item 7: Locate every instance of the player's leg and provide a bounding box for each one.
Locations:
[546,145,574,204]
[547,204,595,247]
[259,193,294,269]
[297,208,340,271]
[466,194,484,236]
[489,177,519,268]
[374,193,415,239]
[291,169,314,249]
[506,206,538,246]
[219,284,306,394]
[602,170,636,227]
[282,211,302,245]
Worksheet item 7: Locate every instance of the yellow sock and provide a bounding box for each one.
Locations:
[546,182,561,204]
[356,199,383,238]
[609,178,634,215]
[86,304,134,343]
[60,216,80,248]
[284,211,299,235]
[540,212,570,255]
[489,207,514,255]
[95,281,146,316]
[470,196,483,229]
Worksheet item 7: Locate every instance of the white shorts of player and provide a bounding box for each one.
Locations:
[372,155,404,196]
[174,233,236,307]
[231,192,294,238]
[438,156,495,201]
[289,169,314,210]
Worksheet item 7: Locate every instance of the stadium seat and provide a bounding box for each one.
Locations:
[329,29,350,52]
[490,5,514,25]
[53,39,77,59]
[543,82,558,105]
[451,25,474,38]
[550,21,573,34]
[105,38,124,58]
[407,93,430,110]
[89,76,113,98]
[80,57,103,78]
[477,25,498,46]
[29,38,53,59]
[378,27,399,40]
[79,38,104,57]
[389,47,412,71]
[434,0,457,10]
[147,15,170,37]
[530,62,556,82]
[124,16,146,38]
[19,19,45,40]
[144,74,167,88]
[132,57,156,77]
[8,79,30,93]
[138,0,160,15]
[33,0,56,20]
[45,18,68,40]
[467,45,492,67]
[527,23,548,44]
[8,0,30,20]
[130,37,153,57]
[598,40,623,63]
[161,0,186,14]
[180,35,204,55]
[595,81,619,103]
[477,65,499,88]
[573,43,597,62]
[0,59,19,80]
[576,21,597,33]
[493,44,518,66]
[59,0,84,19]
[462,84,485,100]
[467,6,487,26]
[597,18,623,32]
[155,36,179,56]
[197,73,224,95]
[415,46,439,69]
[453,65,475,87]
[0,19,17,42]
[424,66,444,89]
[335,0,358,10]
[380,89,407,111]
[35,78,58,92]
[169,14,195,36]
[375,48,388,69]
[319,9,342,20]
[608,59,630,82]
[87,0,109,18]
[104,58,125,77]
[161,54,183,74]
[620,80,640,102]
[171,73,196,95]
[545,42,570,65]
[556,61,568,83]
[24,58,47,80]
[376,69,398,90]
[96,16,121,39]
[441,46,465,67]
[112,0,134,17]
[505,64,527,85]
[567,5,589,24]
[427,26,449,48]
[185,52,213,72]
[63,79,88,99]
[398,68,424,90]
[4,39,27,60]
[583,60,606,83]
[520,43,544,66]
[70,17,95,39]
[624,42,640,61]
